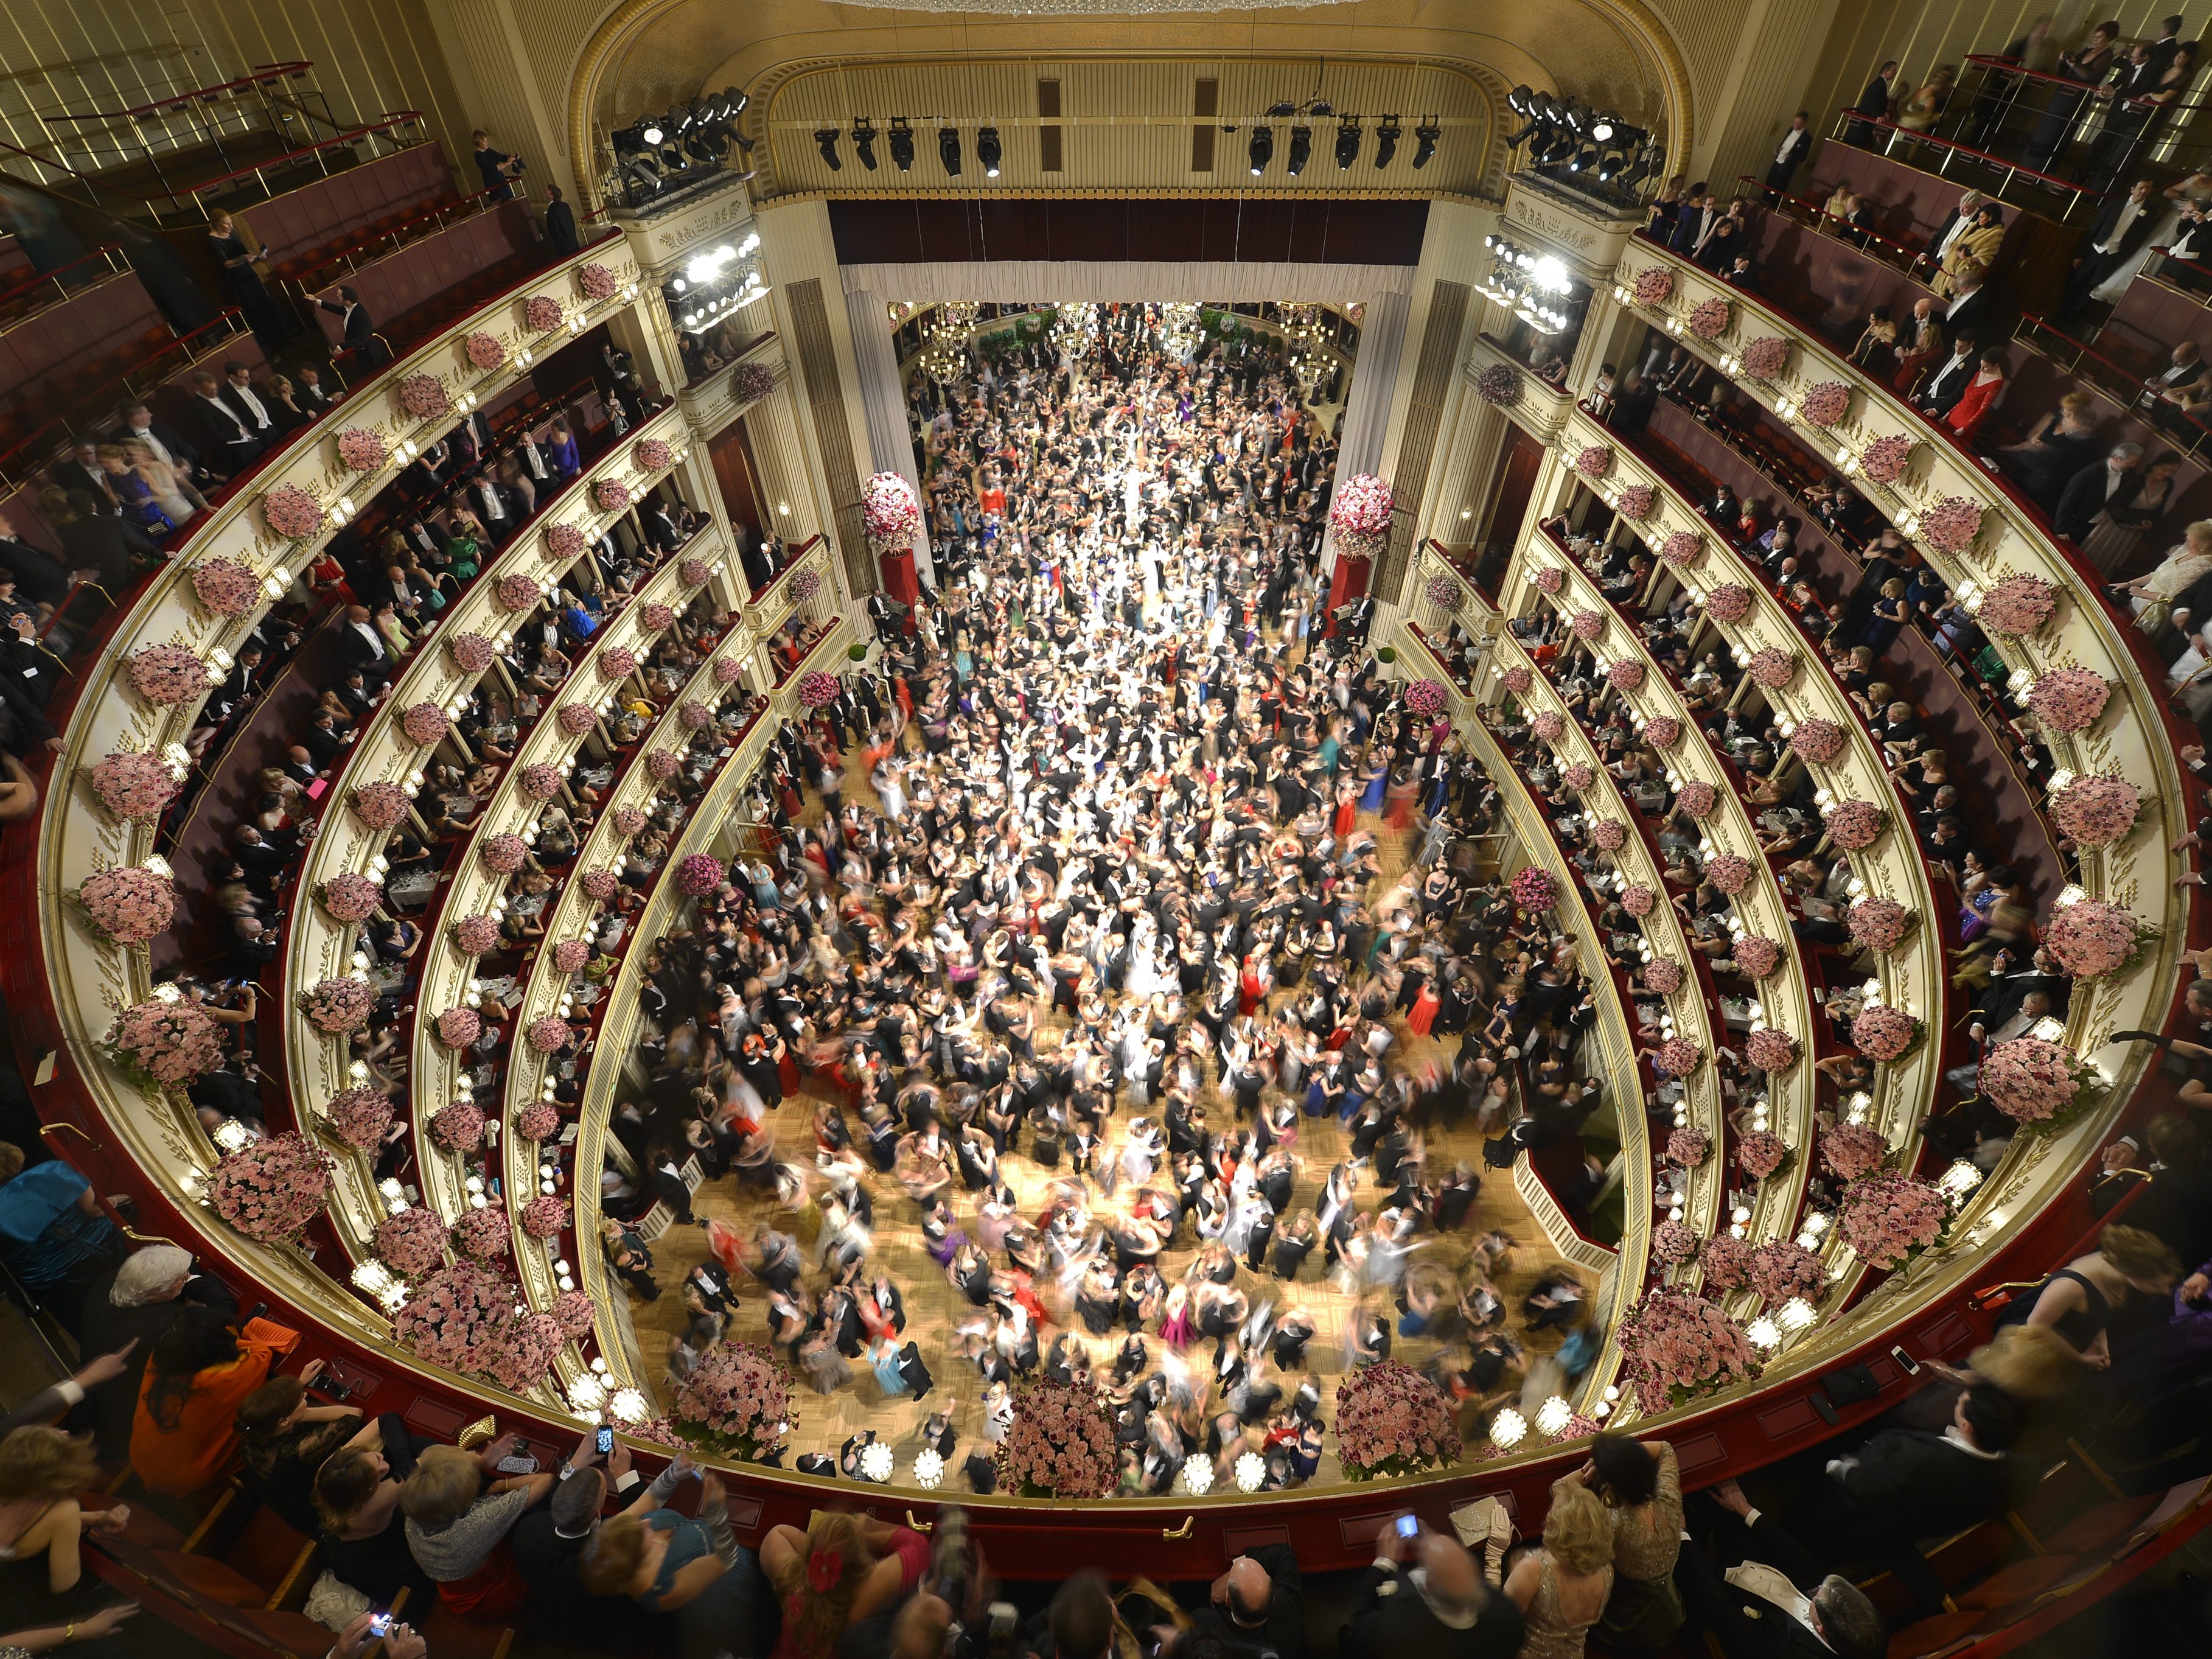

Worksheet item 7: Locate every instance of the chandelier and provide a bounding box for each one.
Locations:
[1281,304,1330,395]
[1478,235,1577,334]
[916,300,976,382]
[1052,301,1099,354]
[1157,302,1201,357]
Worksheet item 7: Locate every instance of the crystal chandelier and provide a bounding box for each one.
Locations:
[1157,301,1201,357]
[1052,301,1099,354]
[916,300,975,383]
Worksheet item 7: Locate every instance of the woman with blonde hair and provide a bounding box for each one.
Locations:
[0,1425,130,1622]
[1506,1479,1615,1658]
[1995,1223,2180,1369]
[400,1438,554,1618]
[760,1509,931,1659]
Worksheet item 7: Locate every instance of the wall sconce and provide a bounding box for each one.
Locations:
[1778,1298,1818,1333]
[1938,1159,1985,1201]
[2030,1016,2067,1043]
[2054,884,2085,907]
[1181,1454,1214,1495]
[1490,1408,1528,1448]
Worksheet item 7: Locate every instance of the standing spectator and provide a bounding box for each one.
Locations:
[76,1246,234,1460]
[1845,60,1898,147]
[0,1144,125,1332]
[317,287,391,368]
[1765,112,1811,193]
[2054,442,2147,547]
[544,185,580,254]
[473,131,524,200]
[2062,179,2160,318]
[204,210,290,353]
[2022,21,2122,173]
[1177,1546,1306,1659]
[1943,349,2010,444]
[0,1426,133,1627]
[1586,1436,1683,1647]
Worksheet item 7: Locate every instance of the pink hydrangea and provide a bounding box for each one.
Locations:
[374,1207,450,1279]
[1747,1241,1825,1307]
[393,1260,512,1374]
[1789,718,1846,766]
[106,997,222,1087]
[464,330,505,370]
[1704,584,1753,624]
[481,834,529,875]
[395,372,450,419]
[592,478,632,513]
[515,1101,560,1142]
[1676,779,1719,820]
[261,483,326,540]
[208,1132,332,1244]
[450,914,500,955]
[318,873,383,923]
[1738,1130,1790,1179]
[1621,883,1656,917]
[1851,1004,1920,1061]
[598,646,638,683]
[1823,799,1886,850]
[1591,818,1628,851]
[1689,297,1731,339]
[77,864,175,945]
[1658,1037,1703,1076]
[1617,484,1657,519]
[1800,382,1852,426]
[557,703,596,735]
[1981,1036,2096,1125]
[446,632,495,674]
[1837,1172,1947,1268]
[552,939,591,973]
[676,853,725,897]
[1847,898,1911,954]
[431,1100,486,1152]
[1823,1122,1891,1181]
[335,427,388,472]
[1511,867,1559,911]
[2025,668,2111,734]
[1653,1220,1700,1266]
[1743,1027,1799,1072]
[128,643,211,705]
[90,750,182,820]
[400,703,450,746]
[1644,714,1683,749]
[1331,1361,1462,1479]
[525,295,564,332]
[521,1195,568,1239]
[434,1007,482,1049]
[526,1016,571,1054]
[1706,853,1754,895]
[1733,935,1783,977]
[1700,1233,1754,1290]
[1617,1288,1757,1413]
[324,1085,395,1152]
[2045,898,2147,980]
[1920,496,1984,553]
[1746,647,1797,689]
[2047,774,2140,847]
[352,782,412,830]
[1642,959,1685,995]
[1608,660,1647,691]
[517,762,565,800]
[298,977,375,1035]
[1667,1126,1710,1167]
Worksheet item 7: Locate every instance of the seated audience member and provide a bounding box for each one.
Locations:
[2146,339,2208,405]
[2000,389,2101,509]
[1799,1381,2021,1560]
[0,1144,125,1328]
[402,1438,556,1618]
[1342,1515,1524,1659]
[1991,1223,2180,1370]
[577,1454,763,1655]
[1178,1544,1307,1659]
[761,1509,932,1655]
[1676,1480,1886,1659]
[314,1435,436,1605]
[236,1373,384,1534]
[130,1305,298,1497]
[1942,349,2009,444]
[76,1246,233,1459]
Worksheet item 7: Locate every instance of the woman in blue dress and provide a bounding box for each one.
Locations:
[0,1144,125,1333]
[1358,751,1389,814]
[579,1455,764,1659]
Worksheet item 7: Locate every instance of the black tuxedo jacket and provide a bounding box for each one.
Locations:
[1830,1428,2014,1538]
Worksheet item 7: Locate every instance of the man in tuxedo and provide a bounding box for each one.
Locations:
[208,640,264,720]
[1670,185,1715,255]
[0,612,61,707]
[49,439,118,514]
[644,497,683,554]
[1677,1483,1886,1659]
[1766,112,1812,193]
[1341,1518,1522,1659]
[0,510,77,617]
[470,472,518,544]
[219,362,279,451]
[293,365,336,415]
[335,603,394,686]
[2054,443,2145,541]
[316,287,390,368]
[1941,271,1992,333]
[180,371,259,480]
[1809,1382,2020,1556]
[110,404,208,511]
[1913,189,1986,279]
[543,184,580,255]
[2145,339,2208,405]
[2062,178,2160,318]
[1846,60,1897,147]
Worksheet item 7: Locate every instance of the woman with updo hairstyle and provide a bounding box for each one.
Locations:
[1995,1223,2180,1370]
[759,1510,930,1659]
[315,1440,433,1605]
[1582,1433,1683,1649]
[1507,1479,1616,1659]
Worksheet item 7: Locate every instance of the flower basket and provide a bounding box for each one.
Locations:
[1425,573,1465,610]
[128,643,211,705]
[1733,935,1783,978]
[1689,297,1731,340]
[610,806,647,837]
[551,939,591,974]
[592,478,632,513]
[494,572,543,613]
[674,1343,797,1462]
[434,1008,483,1049]
[1667,1126,1710,1167]
[1976,575,2056,635]
[1621,883,1656,917]
[1675,779,1719,820]
[395,372,450,419]
[450,914,500,956]
[208,1133,332,1244]
[1846,898,1911,954]
[597,646,638,683]
[299,977,375,1035]
[1823,1122,1891,1180]
[577,263,618,300]
[1332,1360,1462,1479]
[1702,583,1753,624]
[1608,660,1647,691]
[1981,1036,2101,1129]
[1644,714,1683,749]
[262,483,325,541]
[581,868,620,901]
[324,1086,394,1152]
[1823,799,1886,850]
[1531,565,1565,595]
[318,873,383,923]
[1617,484,1657,520]
[89,750,183,821]
[393,1260,512,1374]
[1328,473,1395,560]
[545,523,585,561]
[860,472,923,548]
[1788,718,1846,766]
[2025,668,2111,734]
[1653,1220,1700,1266]
[430,1101,486,1153]
[525,295,563,332]
[374,1207,450,1279]
[521,1195,568,1240]
[107,998,222,1089]
[1737,1130,1791,1179]
[1475,362,1523,406]
[635,438,674,473]
[1851,1004,1922,1062]
[352,782,412,830]
[1747,1241,1825,1307]
[1658,1037,1703,1076]
[1860,433,1914,484]
[335,427,388,472]
[678,699,716,731]
[1743,1027,1799,1072]
[1659,530,1703,568]
[446,632,495,674]
[515,1101,560,1143]
[995,1376,1120,1497]
[1574,445,1614,480]
[1633,268,1674,305]
[1591,819,1628,851]
[676,853,725,898]
[2045,898,2152,980]
[1740,335,1790,378]
[1642,958,1684,994]
[486,1311,563,1392]
[1530,710,1565,741]
[464,331,505,371]
[1837,1173,1947,1268]
[731,363,775,405]
[797,670,840,708]
[1746,647,1797,689]
[1800,382,1851,427]
[1700,1234,1753,1290]
[1511,866,1559,912]
[2047,773,2141,848]
[78,864,175,945]
[518,763,563,800]
[526,1016,571,1055]
[1919,496,1984,553]
[400,703,450,746]
[1618,1288,1757,1413]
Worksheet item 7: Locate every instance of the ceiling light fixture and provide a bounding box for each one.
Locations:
[976,125,1002,177]
[1412,117,1440,169]
[1333,119,1359,169]
[1286,124,1313,175]
[938,125,962,175]
[888,116,915,170]
[1247,124,1273,174]
[814,128,841,170]
[851,117,877,170]
[1373,114,1400,168]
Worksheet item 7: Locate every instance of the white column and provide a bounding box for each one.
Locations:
[1321,288,1410,574]
[843,287,934,587]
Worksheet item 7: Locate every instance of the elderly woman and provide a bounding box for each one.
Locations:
[400,1439,555,1618]
[2113,520,2212,637]
[0,1145,125,1332]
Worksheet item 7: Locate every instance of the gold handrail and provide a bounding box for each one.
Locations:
[1160,1515,1193,1540]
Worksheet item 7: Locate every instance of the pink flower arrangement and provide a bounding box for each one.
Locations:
[553,1290,596,1337]
[577,263,618,301]
[450,914,501,956]
[395,372,450,419]
[1740,335,1790,378]
[1748,1241,1825,1307]
[1617,1288,1757,1412]
[128,643,211,705]
[1530,710,1566,741]
[1919,496,1984,553]
[996,1376,1122,1496]
[1703,583,1753,624]
[1823,1122,1891,1181]
[1799,382,1851,426]
[262,483,325,540]
[515,1101,560,1142]
[435,1007,483,1049]
[106,997,222,1088]
[1700,1233,1754,1290]
[552,939,590,974]
[1425,573,1466,610]
[1860,433,1915,484]
[486,1310,563,1392]
[1591,818,1628,850]
[1608,660,1647,691]
[593,478,632,512]
[675,1343,798,1461]
[1981,1036,2098,1126]
[1847,898,1911,954]
[610,806,647,836]
[1737,1130,1790,1179]
[557,703,596,735]
[393,1259,512,1374]
[335,427,388,472]
[324,1085,394,1151]
[1328,473,1395,560]
[2025,668,2111,734]
[678,699,716,730]
[208,1132,332,1244]
[318,872,384,922]
[1511,866,1560,911]
[77,864,175,945]
[712,657,745,685]
[1333,1360,1462,1478]
[1574,445,1614,480]
[1837,1172,1947,1268]
[1744,1027,1799,1071]
[89,750,182,820]
[681,557,711,587]
[731,363,775,405]
[2045,898,2149,980]
[1475,361,1523,405]
[1823,799,1886,850]
[546,523,585,561]
[481,834,529,875]
[1976,575,2056,635]
[1644,714,1683,749]
[1621,884,1656,917]
[526,1016,571,1054]
[517,762,565,800]
[1706,852,1754,895]
[299,977,375,1035]
[1667,1126,1710,1167]
[352,782,411,831]
[1789,718,1846,766]
[1851,1004,1921,1062]
[1404,678,1448,718]
[677,853,725,898]
[1555,1413,1605,1442]
[2047,774,2140,847]
[374,1207,450,1279]
[1746,647,1797,689]
[1643,959,1685,994]
[494,572,543,612]
[635,438,674,473]
[1572,609,1607,642]
[521,1195,568,1240]
[1675,779,1719,819]
[525,295,563,332]
[446,631,495,674]
[1689,297,1731,340]
[1653,1220,1700,1266]
[1531,565,1565,595]
[581,868,620,901]
[400,703,450,746]
[646,751,680,780]
[1563,761,1596,791]
[861,472,924,545]
[639,601,676,632]
[1733,935,1782,978]
[1659,530,1703,568]
[464,331,505,370]
[1617,484,1657,520]
[1658,1037,1703,1076]
[1633,267,1674,305]
[797,670,840,708]
[597,646,638,683]
[431,1101,486,1152]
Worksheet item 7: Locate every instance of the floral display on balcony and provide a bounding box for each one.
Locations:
[1737,1130,1791,1179]
[1675,779,1719,819]
[1707,852,1755,895]
[1571,609,1607,642]
[1740,335,1790,378]
[1982,1036,2101,1127]
[445,632,495,674]
[1644,714,1683,748]
[1653,1220,1700,1266]
[797,670,841,708]
[545,523,585,560]
[298,976,374,1035]
[453,1204,510,1262]
[127,643,211,705]
[1633,267,1675,305]
[1837,1172,1947,1268]
[526,1016,571,1055]
[551,704,595,741]
[318,872,383,922]
[678,699,716,731]
[1733,935,1783,978]
[553,1290,596,1337]
[192,555,262,618]
[208,1132,332,1244]
[592,478,632,513]
[581,868,620,901]
[394,1259,512,1374]
[324,1085,394,1152]
[577,263,618,300]
[1688,298,1731,339]
[1475,361,1523,405]
[1642,959,1684,994]
[486,1311,564,1392]
[1591,818,1628,850]
[1657,1037,1703,1076]
[611,806,647,836]
[1620,883,1656,917]
[1617,483,1657,520]
[2025,667,2112,733]
[106,997,222,1089]
[449,914,500,957]
[2045,897,2152,980]
[635,437,674,473]
[494,572,543,613]
[1328,473,1395,559]
[77,864,175,946]
[1531,565,1565,594]
[525,295,564,332]
[861,472,923,547]
[1847,896,1912,954]
[675,1343,797,1462]
[598,646,638,683]
[1746,646,1797,689]
[1608,660,1647,691]
[1562,760,1596,791]
[521,1195,568,1240]
[1799,381,1851,426]
[1822,1122,1891,1180]
[2047,773,2141,847]
[1975,574,2056,635]
[1333,1360,1461,1478]
[396,372,450,419]
[1822,799,1886,850]
[638,602,677,634]
[1743,1027,1799,1072]
[552,939,591,974]
[335,427,388,472]
[1919,496,1984,553]
[1511,866,1559,912]
[1747,1241,1825,1307]
[1618,1288,1757,1413]
[790,567,825,603]
[1703,582,1753,624]
[1851,1004,1922,1062]
[731,363,775,405]
[1530,710,1565,740]
[374,1207,449,1279]
[517,763,565,801]
[464,331,505,370]
[1667,1126,1709,1167]
[1700,1234,1754,1290]
[515,1100,560,1142]
[996,1377,1120,1496]
[89,750,183,820]
[352,782,412,830]
[434,1008,482,1049]
[1860,433,1914,484]
[400,703,450,746]
[677,853,726,898]
[1574,445,1614,480]
[1788,718,1846,765]
[261,483,326,542]
[430,1100,486,1151]
[1658,530,1703,568]
[646,751,681,780]
[680,557,712,588]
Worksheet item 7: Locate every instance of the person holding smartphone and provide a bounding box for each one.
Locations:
[1341,1514,1523,1659]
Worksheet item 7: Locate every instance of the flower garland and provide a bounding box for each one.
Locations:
[674,1343,797,1461]
[860,472,924,547]
[107,998,222,1088]
[400,703,450,746]
[1747,1241,1825,1307]
[374,1207,450,1279]
[1823,799,1886,850]
[1788,718,1846,766]
[1847,897,1911,954]
[1617,1288,1757,1413]
[1658,1037,1703,1076]
[1608,660,1647,691]
[1981,1036,2101,1128]
[2047,773,2140,847]
[1617,484,1657,520]
[1688,297,1731,339]
[464,331,505,370]
[435,1008,483,1049]
[1799,382,1852,426]
[1976,574,2056,635]
[1667,1126,1710,1167]
[352,782,412,830]
[395,372,450,419]
[1511,866,1559,911]
[430,1101,486,1152]
[1837,1173,1947,1268]
[89,750,183,820]
[450,914,500,955]
[1475,362,1523,405]
[2025,668,2111,734]
[526,1016,572,1055]
[1706,853,1754,895]
[1743,1027,1799,1072]
[677,853,726,898]
[128,643,211,705]
[797,670,840,708]
[1822,1122,1890,1180]
[1328,473,1395,560]
[521,1195,568,1240]
[1333,1360,1462,1478]
[77,864,175,946]
[208,1133,332,1244]
[1860,433,1915,484]
[262,483,326,540]
[393,1260,512,1374]
[577,263,618,300]
[1644,714,1683,749]
[1633,267,1675,305]
[1746,647,1797,689]
[1738,1130,1790,1179]
[1653,1220,1700,1266]
[318,873,384,923]
[1733,935,1783,978]
[2045,898,2152,980]
[299,977,375,1036]
[1675,779,1719,819]
[1919,497,1984,553]
[324,1085,395,1152]
[1740,335,1790,378]
[446,632,495,674]
[525,295,563,332]
[1574,445,1614,480]
[1851,1004,1921,1062]
[995,1377,1120,1497]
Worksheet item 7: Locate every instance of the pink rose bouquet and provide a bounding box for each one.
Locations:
[1511,866,1559,911]
[1642,959,1685,995]
[374,1207,450,1279]
[1851,1004,1921,1061]
[352,782,412,830]
[996,1377,1121,1496]
[1621,883,1656,917]
[1748,1241,1826,1307]
[193,558,262,620]
[712,656,745,685]
[1654,1220,1700,1266]
[635,437,674,473]
[581,868,620,901]
[2047,773,2140,847]
[1633,268,1674,305]
[495,572,543,613]
[1404,678,1448,718]
[1574,445,1614,480]
[393,1259,512,1373]
[1799,382,1851,426]
[1644,714,1683,749]
[1837,1172,1947,1268]
[1689,297,1731,339]
[610,806,647,837]
[518,761,565,799]
[1667,1126,1710,1167]
[325,1084,395,1151]
[1740,335,1790,378]
[1659,530,1703,568]
[1333,1360,1462,1478]
[1675,779,1719,820]
[597,646,638,682]
[1860,433,1914,484]
[262,483,325,540]
[1617,484,1657,520]
[646,751,680,780]
[679,699,716,730]
[1976,575,2056,635]
[577,263,618,301]
[639,601,676,632]
[1746,647,1797,689]
[2025,668,2111,733]
[515,1101,560,1142]
[1847,897,1911,954]
[521,1195,568,1240]
[551,939,591,974]
[731,363,775,405]
[1738,1130,1790,1179]
[557,703,596,735]
[1608,660,1647,691]
[1788,718,1847,766]
[1531,565,1565,595]
[680,557,711,587]
[78,864,175,945]
[395,372,450,419]
[1563,761,1596,791]
[464,331,505,370]
[1822,1122,1890,1181]
[1658,1037,1703,1076]
[446,632,495,674]
[1475,362,1522,405]
[318,872,384,922]
[1700,1233,1754,1290]
[526,1016,571,1055]
[677,853,725,898]
[1328,473,1395,559]
[435,1007,483,1049]
[1591,819,1628,851]
[486,1310,563,1392]
[299,977,375,1035]
[1733,935,1783,977]
[525,295,563,332]
[1981,1036,2099,1127]
[1425,573,1465,610]
[1743,1027,1799,1072]
[128,643,211,705]
[335,427,388,472]
[553,1290,597,1338]
[481,834,529,875]
[1706,853,1754,895]
[208,1132,332,1244]
[1823,798,1886,850]
[1530,710,1565,741]
[450,914,500,955]
[1919,496,1984,553]
[1618,1288,1757,1412]
[860,472,924,545]
[674,1343,798,1461]
[430,1100,486,1152]
[90,750,183,820]
[545,523,585,561]
[400,703,450,746]
[592,478,632,513]
[2045,898,2149,980]
[107,997,222,1088]
[797,670,840,708]
[1703,583,1753,624]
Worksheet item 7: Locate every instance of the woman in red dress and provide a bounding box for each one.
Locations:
[1332,779,1358,840]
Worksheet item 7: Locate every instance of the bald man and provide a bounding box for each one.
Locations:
[1166,1545,1305,1659]
[1342,1517,1524,1659]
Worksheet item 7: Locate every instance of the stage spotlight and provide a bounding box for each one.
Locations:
[1566,144,1597,173]
[1591,111,1619,142]
[1334,119,1359,169]
[1248,124,1273,173]
[1412,119,1440,169]
[1508,85,1535,116]
[888,117,915,170]
[976,125,1002,177]
[1563,102,1591,136]
[1266,99,1298,117]
[938,125,962,175]
[642,120,665,146]
[1504,119,1543,148]
[1374,114,1400,167]
[1286,124,1312,175]
[852,118,877,170]
[815,128,842,170]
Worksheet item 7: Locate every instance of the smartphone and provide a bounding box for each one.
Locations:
[1889,1344,1921,1375]
[596,1425,615,1455]
[1395,1515,1420,1539]
[368,1613,394,1637]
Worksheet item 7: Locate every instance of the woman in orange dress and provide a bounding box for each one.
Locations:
[130,1307,299,1497]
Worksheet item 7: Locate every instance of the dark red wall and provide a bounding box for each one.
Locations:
[828,197,1428,266]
